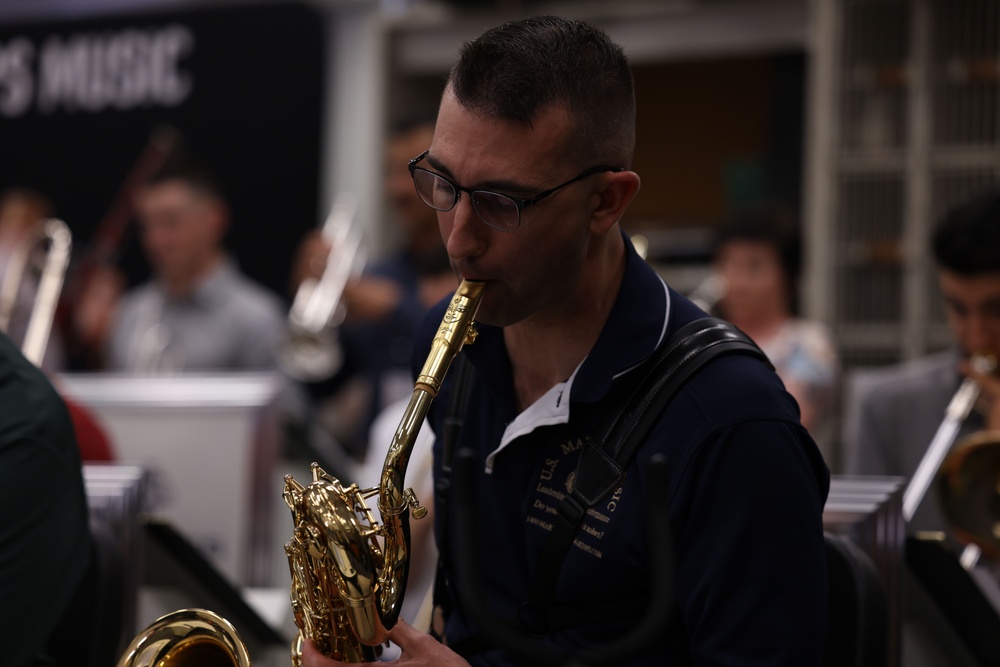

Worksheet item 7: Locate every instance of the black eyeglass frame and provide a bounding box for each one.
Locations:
[408,150,624,231]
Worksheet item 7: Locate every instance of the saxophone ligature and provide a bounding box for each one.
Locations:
[282,278,485,663]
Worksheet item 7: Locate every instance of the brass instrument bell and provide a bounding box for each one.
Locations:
[935,354,1000,559]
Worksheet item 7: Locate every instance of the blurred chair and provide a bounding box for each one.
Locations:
[823,532,889,667]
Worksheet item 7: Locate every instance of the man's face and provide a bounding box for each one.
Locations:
[938,268,1000,358]
[136,180,224,284]
[428,90,600,327]
[714,240,789,322]
[0,195,47,243]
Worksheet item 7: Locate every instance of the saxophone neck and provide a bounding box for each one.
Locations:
[378,390,434,515]
[379,279,486,511]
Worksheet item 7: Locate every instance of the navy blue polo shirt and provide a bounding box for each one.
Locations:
[415,238,830,666]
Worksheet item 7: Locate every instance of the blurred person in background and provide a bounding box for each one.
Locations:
[289,120,455,464]
[86,156,286,373]
[712,209,840,460]
[843,189,1000,534]
[841,187,1000,667]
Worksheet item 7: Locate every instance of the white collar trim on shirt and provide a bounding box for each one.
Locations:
[485,362,583,474]
[482,275,671,474]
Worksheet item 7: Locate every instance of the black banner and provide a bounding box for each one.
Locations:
[0,2,325,299]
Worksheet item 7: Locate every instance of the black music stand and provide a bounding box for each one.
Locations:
[905,536,1000,666]
[823,475,906,667]
[142,518,287,656]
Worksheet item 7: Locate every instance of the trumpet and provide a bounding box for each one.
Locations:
[277,194,366,382]
[934,354,1000,563]
[903,354,997,521]
[688,273,727,313]
[0,218,72,367]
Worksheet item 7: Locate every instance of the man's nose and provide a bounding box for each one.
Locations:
[445,196,487,261]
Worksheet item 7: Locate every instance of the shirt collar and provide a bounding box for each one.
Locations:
[570,235,670,403]
[161,256,238,308]
[465,234,670,400]
[463,234,671,469]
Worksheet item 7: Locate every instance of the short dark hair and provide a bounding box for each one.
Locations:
[448,16,636,166]
[714,208,802,312]
[146,150,225,201]
[714,209,802,280]
[932,188,1000,275]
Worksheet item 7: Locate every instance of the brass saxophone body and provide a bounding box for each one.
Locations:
[283,279,485,663]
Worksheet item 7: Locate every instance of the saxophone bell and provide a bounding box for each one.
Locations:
[115,608,251,667]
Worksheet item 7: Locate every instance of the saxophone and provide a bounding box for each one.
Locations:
[282,279,485,663]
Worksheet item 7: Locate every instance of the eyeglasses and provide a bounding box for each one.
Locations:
[408,150,623,231]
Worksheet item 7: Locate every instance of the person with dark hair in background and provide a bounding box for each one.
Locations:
[844,189,1000,534]
[303,15,829,667]
[98,157,286,372]
[712,210,839,452]
[0,328,91,667]
[290,121,457,463]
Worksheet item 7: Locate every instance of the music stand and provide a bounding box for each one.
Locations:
[141,518,287,656]
[62,372,284,587]
[823,475,906,667]
[905,535,1000,666]
[83,463,147,642]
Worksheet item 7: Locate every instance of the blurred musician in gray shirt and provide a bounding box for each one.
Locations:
[104,159,285,372]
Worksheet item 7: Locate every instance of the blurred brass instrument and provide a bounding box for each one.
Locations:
[116,609,251,667]
[283,279,485,663]
[934,353,1000,561]
[688,273,727,313]
[277,193,366,382]
[0,217,72,366]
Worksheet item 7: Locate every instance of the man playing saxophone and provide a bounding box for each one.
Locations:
[305,15,829,666]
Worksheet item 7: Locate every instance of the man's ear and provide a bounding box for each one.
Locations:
[590,171,640,235]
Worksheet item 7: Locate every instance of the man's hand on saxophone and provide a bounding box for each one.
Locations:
[300,622,471,667]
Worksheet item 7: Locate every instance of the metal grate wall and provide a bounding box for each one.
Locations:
[809,0,1000,373]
